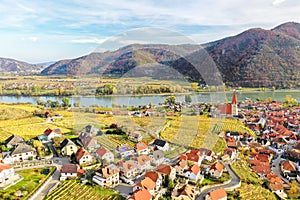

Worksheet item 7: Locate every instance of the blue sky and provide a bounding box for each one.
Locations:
[0,0,299,63]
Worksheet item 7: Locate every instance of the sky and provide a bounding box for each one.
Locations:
[0,0,299,63]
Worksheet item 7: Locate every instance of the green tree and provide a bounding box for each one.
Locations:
[164,96,176,105]
[185,94,192,103]
[62,97,70,107]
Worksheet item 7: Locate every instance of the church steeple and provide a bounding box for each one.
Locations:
[232,91,237,105]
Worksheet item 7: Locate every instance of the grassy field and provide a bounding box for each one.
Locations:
[0,167,54,200]
[45,180,125,200]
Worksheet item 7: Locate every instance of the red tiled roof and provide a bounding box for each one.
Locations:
[209,188,227,200]
[281,160,296,171]
[44,128,53,136]
[145,171,159,182]
[210,162,224,173]
[96,146,108,157]
[131,189,152,200]
[190,164,200,175]
[75,147,90,161]
[0,164,12,172]
[156,164,172,175]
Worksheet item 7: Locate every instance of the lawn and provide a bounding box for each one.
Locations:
[0,167,54,200]
[45,180,125,200]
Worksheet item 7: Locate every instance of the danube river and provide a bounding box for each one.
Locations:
[0,90,300,107]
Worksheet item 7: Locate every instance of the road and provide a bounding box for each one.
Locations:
[196,163,240,200]
[34,157,71,200]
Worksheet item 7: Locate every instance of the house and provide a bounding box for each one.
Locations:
[128,132,143,142]
[145,171,162,191]
[281,160,297,180]
[60,164,83,180]
[221,148,237,162]
[199,148,215,162]
[135,142,150,155]
[43,128,62,140]
[82,125,101,136]
[152,139,169,151]
[93,164,120,188]
[118,160,139,179]
[156,164,176,181]
[205,188,227,200]
[134,171,163,194]
[135,177,156,195]
[60,138,78,156]
[75,148,93,166]
[172,184,197,200]
[5,135,24,148]
[266,174,286,197]
[150,150,165,166]
[80,135,98,151]
[175,155,188,176]
[3,143,37,164]
[209,162,224,178]
[137,155,151,172]
[117,144,135,158]
[129,189,152,200]
[0,164,15,184]
[184,164,203,182]
[95,146,114,163]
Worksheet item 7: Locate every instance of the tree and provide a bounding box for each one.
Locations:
[185,94,192,103]
[73,102,80,107]
[164,96,176,105]
[62,97,70,107]
[36,98,46,107]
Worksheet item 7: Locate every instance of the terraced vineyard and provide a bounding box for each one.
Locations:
[230,157,277,200]
[45,180,125,200]
[160,115,256,149]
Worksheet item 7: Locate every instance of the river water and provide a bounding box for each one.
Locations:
[0,90,300,107]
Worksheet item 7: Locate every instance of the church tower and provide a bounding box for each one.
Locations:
[231,91,238,116]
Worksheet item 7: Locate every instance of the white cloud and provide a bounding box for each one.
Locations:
[69,38,106,44]
[272,0,286,6]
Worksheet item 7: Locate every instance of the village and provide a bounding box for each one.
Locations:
[0,93,300,200]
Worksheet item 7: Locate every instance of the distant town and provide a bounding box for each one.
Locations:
[0,92,299,200]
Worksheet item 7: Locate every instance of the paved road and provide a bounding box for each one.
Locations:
[34,157,71,200]
[196,162,240,200]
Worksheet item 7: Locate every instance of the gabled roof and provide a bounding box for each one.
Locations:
[75,148,90,161]
[135,142,148,151]
[60,138,76,149]
[5,135,24,146]
[131,189,152,200]
[145,171,159,182]
[44,128,53,136]
[141,177,156,190]
[0,164,12,172]
[189,164,200,175]
[156,164,172,175]
[102,164,120,178]
[210,162,224,172]
[61,164,79,173]
[119,160,137,172]
[81,135,97,148]
[11,143,35,155]
[281,160,296,171]
[137,155,151,166]
[95,146,109,157]
[209,188,227,200]
[152,139,167,147]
